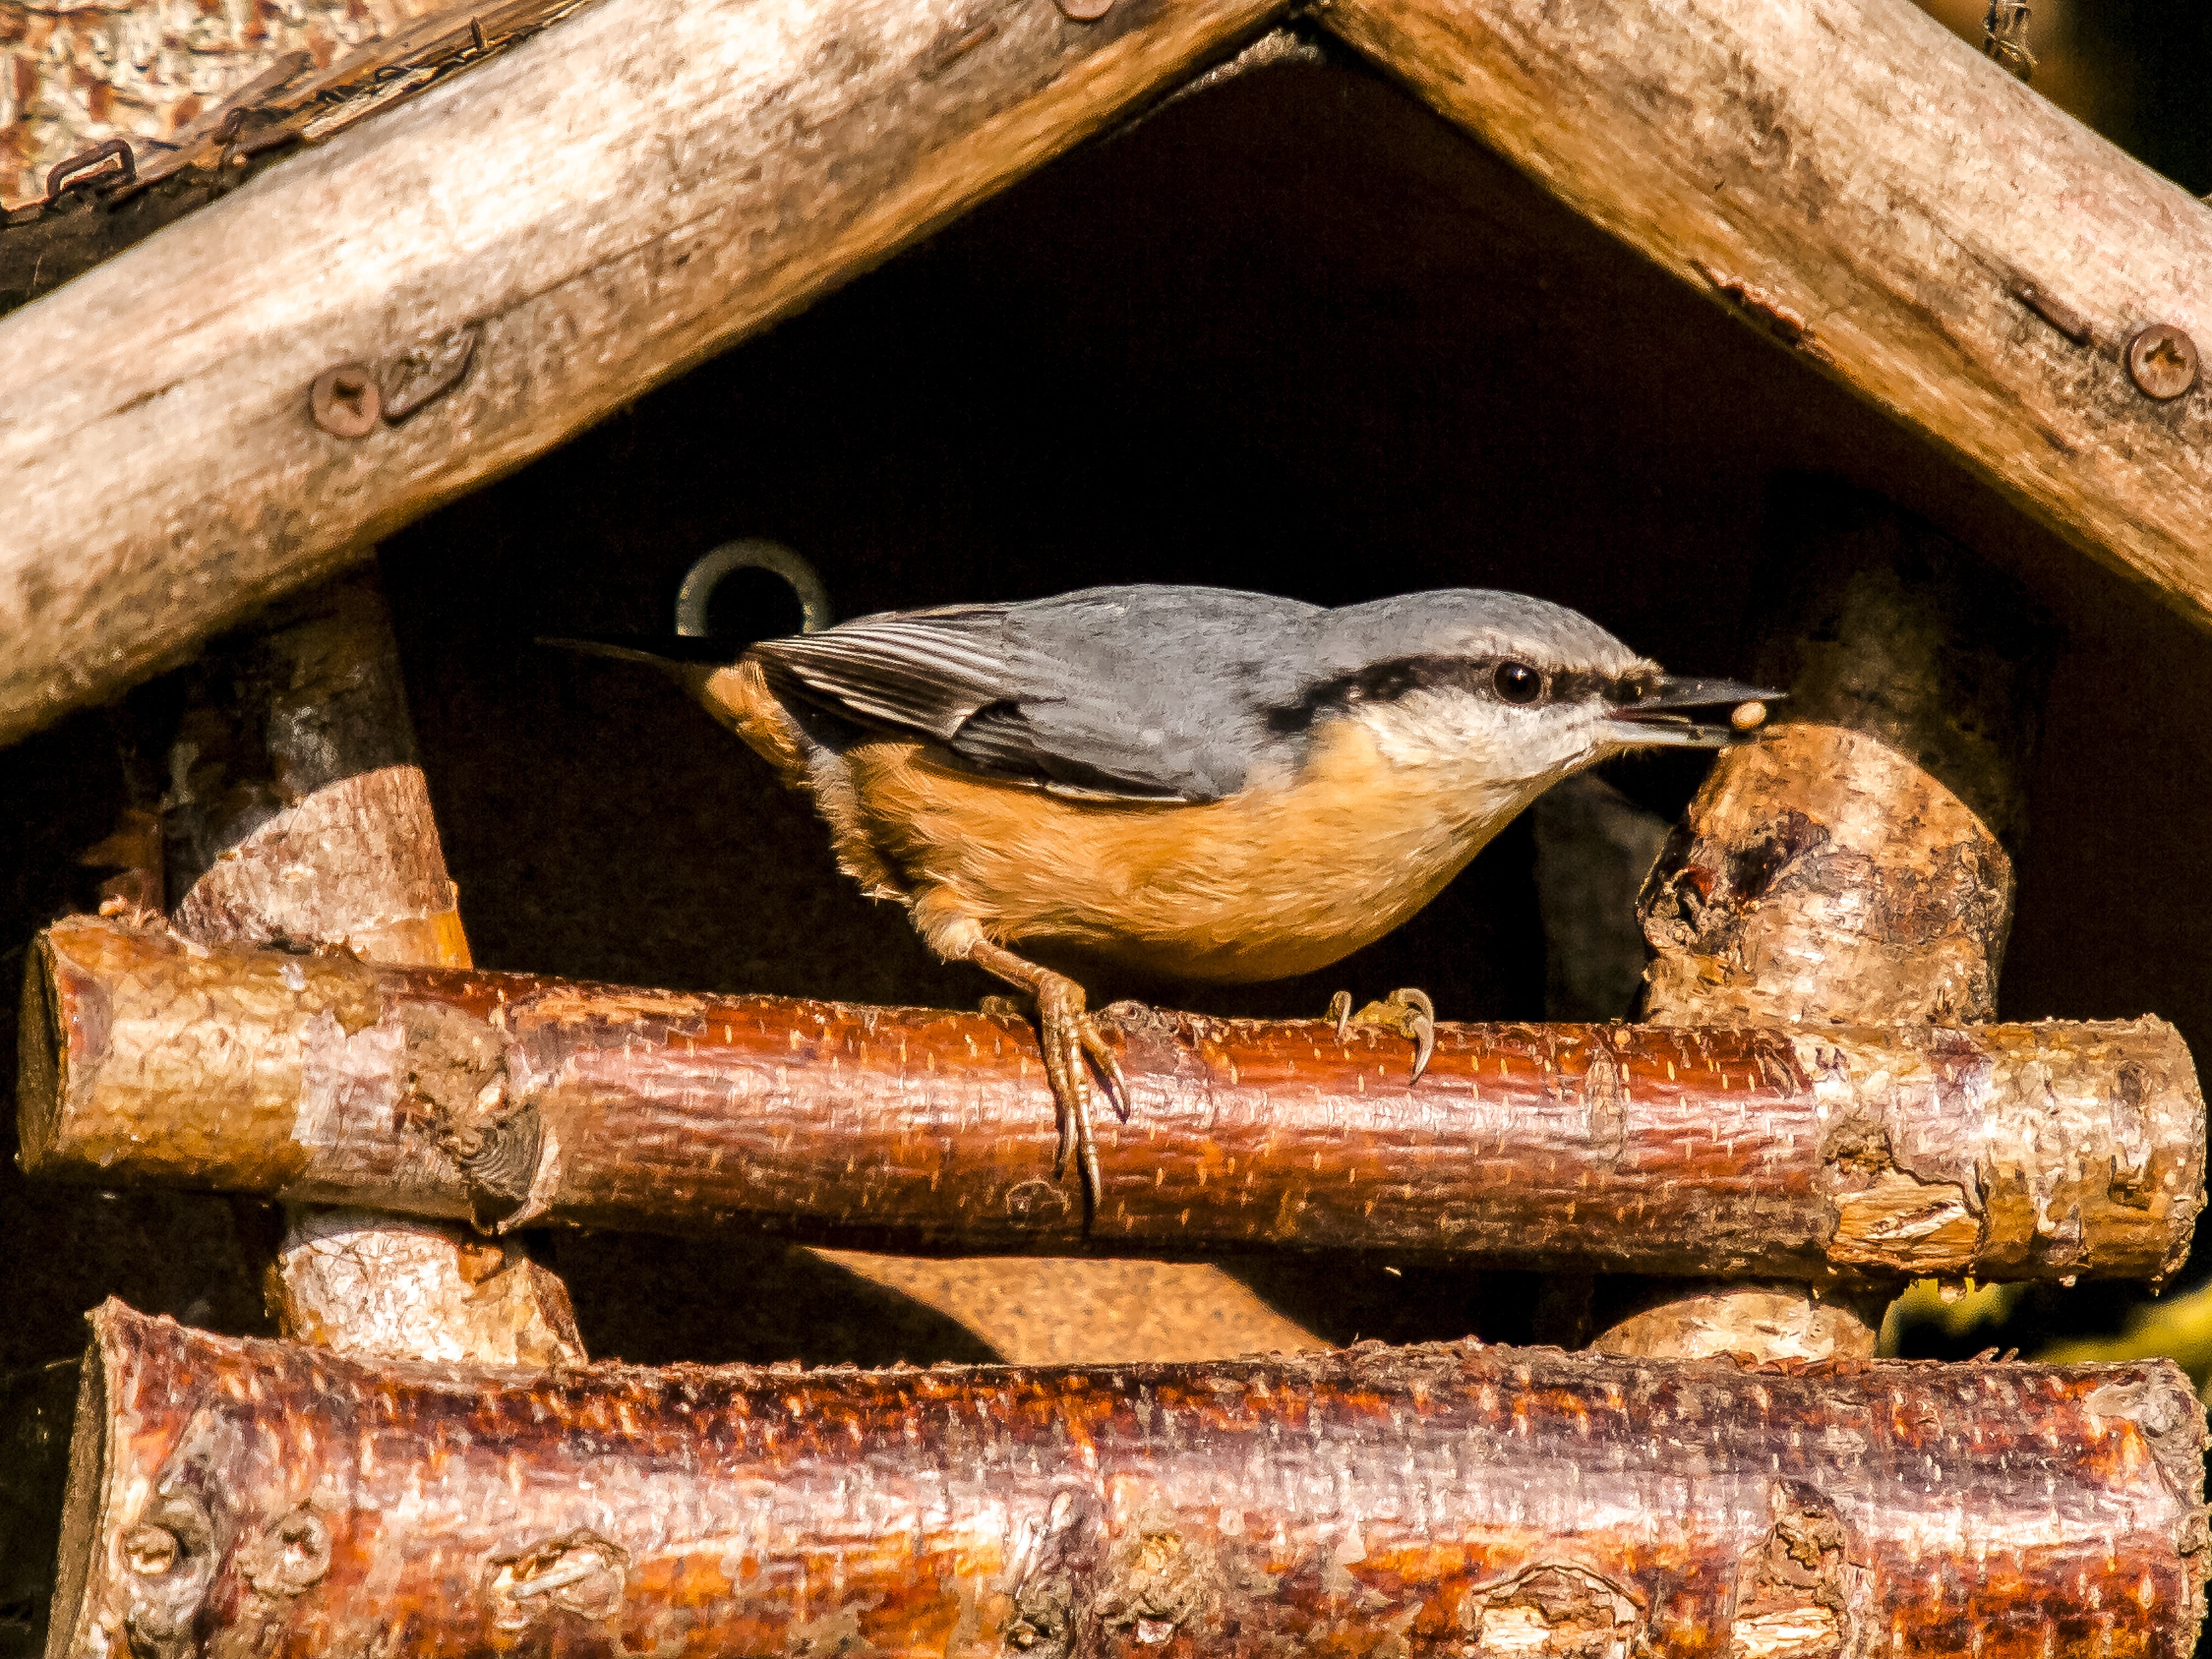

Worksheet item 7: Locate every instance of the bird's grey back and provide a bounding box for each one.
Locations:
[751,583,1639,801]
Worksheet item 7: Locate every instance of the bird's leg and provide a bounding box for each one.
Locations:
[967,939,1130,1219]
[1327,987,1438,1084]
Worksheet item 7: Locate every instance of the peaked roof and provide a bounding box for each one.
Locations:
[0,0,2207,748]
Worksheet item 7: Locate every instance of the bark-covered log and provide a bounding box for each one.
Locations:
[0,0,1283,750]
[20,915,2203,1287]
[1583,491,2062,1361]
[49,1299,2211,1659]
[1640,490,2059,1028]
[160,570,583,1367]
[1321,0,2212,633]
[0,0,599,319]
[161,571,470,970]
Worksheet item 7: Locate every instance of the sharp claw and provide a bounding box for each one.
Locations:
[1328,990,1353,1041]
[1081,1020,1133,1124]
[1407,1012,1436,1085]
[1062,1030,1102,1223]
[1373,989,1436,1085]
[1078,1104,1103,1222]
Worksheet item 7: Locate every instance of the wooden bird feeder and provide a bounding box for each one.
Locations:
[4,0,2212,1654]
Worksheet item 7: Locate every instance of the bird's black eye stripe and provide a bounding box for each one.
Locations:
[1272,653,1642,730]
[1551,670,1654,704]
[1267,657,1667,732]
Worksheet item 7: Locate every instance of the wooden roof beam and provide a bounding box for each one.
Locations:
[1322,0,2212,625]
[0,0,1284,748]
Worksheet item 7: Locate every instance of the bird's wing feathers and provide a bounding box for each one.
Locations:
[752,614,1009,741]
[752,587,1320,802]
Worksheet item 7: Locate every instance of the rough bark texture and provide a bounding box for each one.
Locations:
[162,571,582,1368]
[21,915,2202,1288]
[1593,490,2062,1356]
[0,0,1283,751]
[49,1299,2212,1659]
[1321,0,2212,631]
[161,573,469,970]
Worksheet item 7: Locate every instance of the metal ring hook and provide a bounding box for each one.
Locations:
[675,540,833,638]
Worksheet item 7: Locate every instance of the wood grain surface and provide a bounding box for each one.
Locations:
[1324,0,2212,625]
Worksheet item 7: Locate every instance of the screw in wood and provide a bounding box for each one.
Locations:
[2125,324,2199,402]
[309,364,382,437]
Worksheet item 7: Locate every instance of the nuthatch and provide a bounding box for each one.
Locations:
[557,584,1773,1216]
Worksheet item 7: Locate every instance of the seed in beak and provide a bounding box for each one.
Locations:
[1730,701,1768,732]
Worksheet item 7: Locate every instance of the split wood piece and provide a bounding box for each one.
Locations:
[21,915,2204,1287]
[1596,490,2062,1360]
[1321,0,2212,629]
[163,570,582,1367]
[0,0,1285,749]
[269,1209,583,1365]
[50,1300,2212,1659]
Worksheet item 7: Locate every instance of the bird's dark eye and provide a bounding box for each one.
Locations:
[1494,661,1544,704]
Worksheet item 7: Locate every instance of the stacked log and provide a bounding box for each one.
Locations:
[48,1301,2209,1659]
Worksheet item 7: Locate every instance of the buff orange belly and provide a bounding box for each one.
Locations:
[840,720,1528,982]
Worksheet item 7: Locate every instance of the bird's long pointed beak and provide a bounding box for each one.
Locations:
[1608,675,1784,747]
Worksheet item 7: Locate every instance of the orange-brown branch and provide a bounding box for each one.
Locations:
[52,1300,2211,1659]
[19,915,2202,1286]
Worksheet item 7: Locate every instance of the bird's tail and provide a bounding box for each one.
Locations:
[538,636,810,788]
[537,635,742,725]
[535,634,742,668]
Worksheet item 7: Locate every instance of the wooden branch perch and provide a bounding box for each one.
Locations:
[1322,0,2212,625]
[20,915,2203,1286]
[0,0,1282,748]
[52,1300,2211,1659]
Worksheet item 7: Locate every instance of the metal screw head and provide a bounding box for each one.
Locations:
[2126,324,2199,402]
[310,364,382,437]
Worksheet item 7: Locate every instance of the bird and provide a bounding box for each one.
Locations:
[551,584,1773,1218]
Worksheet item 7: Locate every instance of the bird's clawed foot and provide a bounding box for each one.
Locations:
[978,971,1130,1222]
[1327,987,1437,1084]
